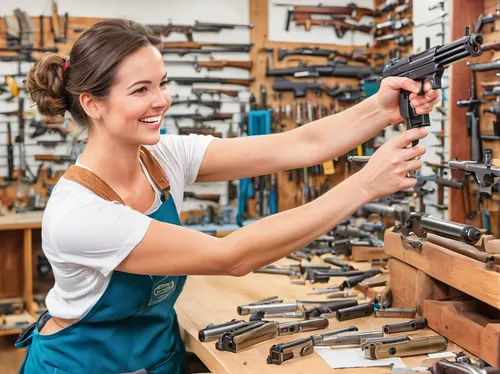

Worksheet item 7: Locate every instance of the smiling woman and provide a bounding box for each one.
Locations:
[18,17,440,374]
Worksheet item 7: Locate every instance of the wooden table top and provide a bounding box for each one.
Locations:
[175,259,465,374]
[0,211,43,231]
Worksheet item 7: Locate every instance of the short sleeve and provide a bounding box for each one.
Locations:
[53,200,152,277]
[158,134,214,186]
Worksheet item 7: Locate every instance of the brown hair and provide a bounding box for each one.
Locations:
[25,19,161,127]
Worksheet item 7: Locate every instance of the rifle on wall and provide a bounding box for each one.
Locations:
[148,21,253,41]
[274,3,379,30]
[164,59,253,72]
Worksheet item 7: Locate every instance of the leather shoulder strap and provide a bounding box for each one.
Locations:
[139,146,170,201]
[63,165,125,204]
[62,147,170,204]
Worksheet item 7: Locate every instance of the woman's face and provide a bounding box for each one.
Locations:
[97,45,171,145]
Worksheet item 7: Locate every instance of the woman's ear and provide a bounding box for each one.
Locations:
[79,93,101,120]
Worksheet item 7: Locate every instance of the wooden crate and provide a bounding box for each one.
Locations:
[384,230,500,309]
[424,297,500,367]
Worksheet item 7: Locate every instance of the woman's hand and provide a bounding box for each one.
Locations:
[376,77,441,124]
[358,127,428,200]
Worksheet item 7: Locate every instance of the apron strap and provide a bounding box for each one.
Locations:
[63,146,170,203]
[139,146,170,201]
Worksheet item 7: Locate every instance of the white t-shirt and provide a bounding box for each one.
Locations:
[42,134,213,320]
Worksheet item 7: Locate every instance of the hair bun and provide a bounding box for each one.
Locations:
[25,54,67,117]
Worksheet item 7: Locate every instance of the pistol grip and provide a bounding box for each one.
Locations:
[399,89,431,147]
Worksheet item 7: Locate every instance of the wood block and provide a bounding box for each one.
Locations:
[390,259,450,314]
[351,245,390,262]
[424,298,500,367]
[384,230,500,309]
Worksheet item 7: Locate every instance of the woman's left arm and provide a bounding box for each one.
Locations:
[196,77,440,183]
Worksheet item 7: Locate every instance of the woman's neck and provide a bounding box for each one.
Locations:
[78,132,144,189]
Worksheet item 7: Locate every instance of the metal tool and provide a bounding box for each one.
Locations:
[317,329,384,346]
[382,318,428,334]
[266,326,358,365]
[372,336,448,359]
[198,319,248,342]
[237,303,299,316]
[375,308,417,318]
[336,303,374,321]
[216,321,278,353]
[326,291,357,299]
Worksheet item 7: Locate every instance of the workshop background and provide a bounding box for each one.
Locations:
[0,0,499,373]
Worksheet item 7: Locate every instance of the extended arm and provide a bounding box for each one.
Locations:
[117,128,427,277]
[118,172,371,276]
[196,78,439,183]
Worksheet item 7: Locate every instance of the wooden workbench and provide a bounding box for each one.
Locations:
[0,211,43,337]
[175,259,466,374]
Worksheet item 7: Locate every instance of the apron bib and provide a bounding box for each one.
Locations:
[16,147,187,374]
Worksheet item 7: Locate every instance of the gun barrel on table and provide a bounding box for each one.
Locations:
[363,203,482,245]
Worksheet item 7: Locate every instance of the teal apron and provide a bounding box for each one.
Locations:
[16,192,187,373]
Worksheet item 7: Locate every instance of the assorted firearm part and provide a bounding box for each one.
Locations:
[363,203,482,249]
[367,336,448,359]
[382,318,428,334]
[266,326,358,365]
[375,308,417,318]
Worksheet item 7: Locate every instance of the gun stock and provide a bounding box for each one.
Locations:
[197,60,253,71]
[222,78,253,87]
[192,88,240,98]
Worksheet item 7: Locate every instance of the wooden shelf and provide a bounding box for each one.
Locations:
[384,229,500,309]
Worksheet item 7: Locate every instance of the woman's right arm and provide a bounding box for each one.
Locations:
[116,127,428,277]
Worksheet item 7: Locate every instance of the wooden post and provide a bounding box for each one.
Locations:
[448,0,488,223]
[23,228,34,315]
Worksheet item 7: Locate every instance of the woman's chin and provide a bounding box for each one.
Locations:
[138,131,161,146]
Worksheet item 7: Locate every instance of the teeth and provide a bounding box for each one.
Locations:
[139,115,160,123]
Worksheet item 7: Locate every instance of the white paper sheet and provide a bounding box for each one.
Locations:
[315,347,407,369]
[427,352,456,359]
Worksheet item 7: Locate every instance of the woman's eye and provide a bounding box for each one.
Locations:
[160,81,168,88]
[134,87,147,94]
